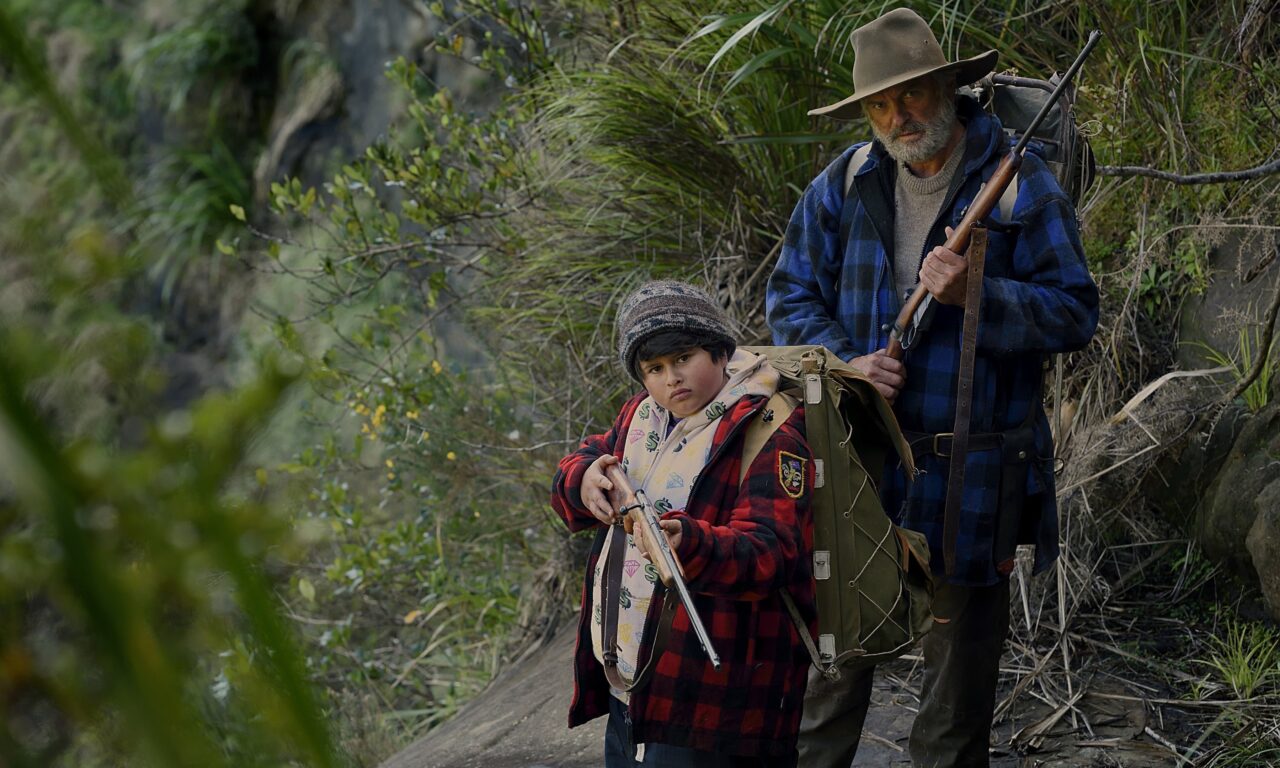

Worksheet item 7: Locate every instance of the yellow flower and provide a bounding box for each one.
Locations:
[446,451,457,461]
[431,360,443,375]
[405,410,419,420]
[385,459,395,468]
[371,404,387,428]
[387,472,395,480]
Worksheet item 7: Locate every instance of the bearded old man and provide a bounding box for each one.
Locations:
[765,8,1099,768]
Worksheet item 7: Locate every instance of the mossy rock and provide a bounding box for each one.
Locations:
[1246,478,1280,621]
[1196,401,1280,575]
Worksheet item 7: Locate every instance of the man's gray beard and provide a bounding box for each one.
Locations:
[873,97,958,166]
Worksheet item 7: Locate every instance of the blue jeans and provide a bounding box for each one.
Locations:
[604,695,795,767]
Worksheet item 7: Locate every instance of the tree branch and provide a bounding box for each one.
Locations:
[1098,158,1280,184]
[1224,272,1280,404]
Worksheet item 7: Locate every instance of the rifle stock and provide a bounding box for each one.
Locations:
[886,30,1101,360]
[603,463,722,669]
[887,154,1021,359]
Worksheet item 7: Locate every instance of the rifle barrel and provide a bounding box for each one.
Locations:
[1011,30,1103,157]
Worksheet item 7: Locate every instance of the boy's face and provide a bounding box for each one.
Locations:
[638,347,728,420]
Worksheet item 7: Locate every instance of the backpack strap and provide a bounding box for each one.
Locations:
[847,140,1019,223]
[781,590,841,681]
[739,391,799,486]
[997,172,1019,223]
[601,526,681,693]
[843,142,875,196]
[741,389,842,681]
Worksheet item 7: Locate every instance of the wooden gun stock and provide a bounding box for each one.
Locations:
[886,30,1102,360]
[603,464,684,588]
[886,155,1021,359]
[603,463,721,669]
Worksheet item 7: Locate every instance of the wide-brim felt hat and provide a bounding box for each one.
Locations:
[810,8,998,120]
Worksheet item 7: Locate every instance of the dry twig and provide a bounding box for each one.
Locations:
[1099,157,1280,184]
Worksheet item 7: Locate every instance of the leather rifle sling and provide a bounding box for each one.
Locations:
[601,524,680,693]
[943,226,988,577]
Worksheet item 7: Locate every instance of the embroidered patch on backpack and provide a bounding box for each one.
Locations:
[778,451,806,498]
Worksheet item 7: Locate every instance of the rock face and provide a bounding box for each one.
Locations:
[381,625,603,768]
[1196,402,1280,577]
[1246,479,1280,619]
[1140,393,1246,525]
[251,1,436,200]
[1177,230,1279,371]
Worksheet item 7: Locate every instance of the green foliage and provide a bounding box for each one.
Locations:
[0,4,343,765]
[1196,619,1280,700]
[0,5,130,205]
[281,343,557,749]
[1131,222,1211,317]
[244,3,573,758]
[12,0,1278,761]
[137,138,253,302]
[1202,731,1280,768]
[1197,321,1279,413]
[123,0,258,115]
[121,1,262,300]
[1,332,341,766]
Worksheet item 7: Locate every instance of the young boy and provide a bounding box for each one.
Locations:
[550,280,816,767]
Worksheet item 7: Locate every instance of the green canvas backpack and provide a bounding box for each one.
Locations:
[740,345,934,679]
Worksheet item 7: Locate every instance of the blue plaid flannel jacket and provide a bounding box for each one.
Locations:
[766,96,1099,586]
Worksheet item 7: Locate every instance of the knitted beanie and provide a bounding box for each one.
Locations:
[616,280,736,382]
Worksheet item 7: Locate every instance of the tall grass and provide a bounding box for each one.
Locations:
[1198,322,1279,413]
[469,0,1280,435]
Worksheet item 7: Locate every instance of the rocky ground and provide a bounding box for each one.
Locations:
[385,618,1204,768]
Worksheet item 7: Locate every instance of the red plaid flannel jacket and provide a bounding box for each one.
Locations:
[551,392,816,759]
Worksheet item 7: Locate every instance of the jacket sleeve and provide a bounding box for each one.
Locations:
[766,154,861,362]
[550,394,642,533]
[977,158,1100,355]
[670,407,814,601]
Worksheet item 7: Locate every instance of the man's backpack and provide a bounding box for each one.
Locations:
[844,72,1097,219]
[740,345,934,679]
[976,73,1097,206]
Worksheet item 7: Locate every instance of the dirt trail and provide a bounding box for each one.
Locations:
[384,620,1183,768]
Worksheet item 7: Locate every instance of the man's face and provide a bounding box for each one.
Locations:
[863,74,958,165]
[638,347,728,420]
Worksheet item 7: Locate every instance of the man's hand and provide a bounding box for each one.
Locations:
[849,349,906,403]
[581,454,620,525]
[633,518,683,561]
[919,226,968,306]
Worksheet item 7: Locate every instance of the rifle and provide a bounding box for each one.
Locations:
[886,30,1103,360]
[604,463,722,670]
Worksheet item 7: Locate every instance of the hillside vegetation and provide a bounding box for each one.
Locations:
[2,1,1278,766]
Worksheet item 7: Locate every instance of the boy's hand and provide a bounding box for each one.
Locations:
[634,518,683,560]
[582,454,620,525]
